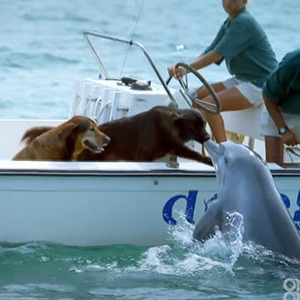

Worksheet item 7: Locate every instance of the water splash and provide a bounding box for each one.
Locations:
[137,211,246,276]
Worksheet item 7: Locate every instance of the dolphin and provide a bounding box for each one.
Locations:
[193,140,300,259]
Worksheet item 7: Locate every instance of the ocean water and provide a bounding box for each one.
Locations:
[1,0,300,119]
[1,0,300,299]
[0,219,299,300]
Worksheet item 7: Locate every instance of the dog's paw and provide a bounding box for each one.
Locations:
[166,160,180,168]
[203,156,213,166]
[167,155,179,168]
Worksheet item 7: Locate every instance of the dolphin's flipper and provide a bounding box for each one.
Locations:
[193,201,225,242]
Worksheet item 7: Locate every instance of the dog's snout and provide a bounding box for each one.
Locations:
[203,132,210,142]
[103,136,111,146]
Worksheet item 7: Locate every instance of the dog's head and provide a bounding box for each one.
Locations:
[174,109,210,143]
[62,116,111,154]
[76,116,111,153]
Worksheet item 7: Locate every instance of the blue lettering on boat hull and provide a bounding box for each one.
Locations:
[162,190,300,231]
[162,190,197,225]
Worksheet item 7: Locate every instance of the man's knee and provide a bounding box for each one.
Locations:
[197,86,210,99]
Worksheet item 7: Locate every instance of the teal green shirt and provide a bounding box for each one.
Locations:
[204,9,277,87]
[263,49,300,114]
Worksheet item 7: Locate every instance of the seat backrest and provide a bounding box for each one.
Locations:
[222,105,264,141]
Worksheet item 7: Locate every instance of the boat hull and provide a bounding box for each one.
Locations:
[0,161,299,246]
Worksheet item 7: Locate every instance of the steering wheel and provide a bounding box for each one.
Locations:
[172,62,222,114]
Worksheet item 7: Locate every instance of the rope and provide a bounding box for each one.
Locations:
[286,146,300,163]
[120,0,145,77]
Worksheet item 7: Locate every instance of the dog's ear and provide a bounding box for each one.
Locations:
[58,123,79,141]
[77,120,90,133]
[59,120,90,140]
[172,115,187,136]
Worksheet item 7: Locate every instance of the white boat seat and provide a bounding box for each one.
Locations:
[222,104,264,141]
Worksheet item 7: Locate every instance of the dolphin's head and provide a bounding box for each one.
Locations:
[204,140,266,174]
[203,140,270,209]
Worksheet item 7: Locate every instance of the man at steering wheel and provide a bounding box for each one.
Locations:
[168,0,277,142]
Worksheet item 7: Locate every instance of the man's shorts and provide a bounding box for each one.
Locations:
[223,77,263,107]
[261,108,300,137]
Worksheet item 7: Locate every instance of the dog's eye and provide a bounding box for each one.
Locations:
[89,127,95,131]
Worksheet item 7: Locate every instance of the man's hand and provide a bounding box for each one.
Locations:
[281,129,300,146]
[167,65,186,79]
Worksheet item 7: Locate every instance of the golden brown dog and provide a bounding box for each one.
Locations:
[13,115,110,161]
[18,107,212,165]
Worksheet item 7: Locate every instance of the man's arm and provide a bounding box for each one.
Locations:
[190,51,223,70]
[263,92,300,146]
[168,51,223,78]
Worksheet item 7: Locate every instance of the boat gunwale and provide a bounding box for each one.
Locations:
[0,167,299,177]
[0,168,216,177]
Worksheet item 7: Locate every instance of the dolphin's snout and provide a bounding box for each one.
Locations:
[204,140,225,165]
[204,140,224,155]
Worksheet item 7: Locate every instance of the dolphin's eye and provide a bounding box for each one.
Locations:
[219,144,225,155]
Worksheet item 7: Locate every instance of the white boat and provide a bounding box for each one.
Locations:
[0,32,299,246]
